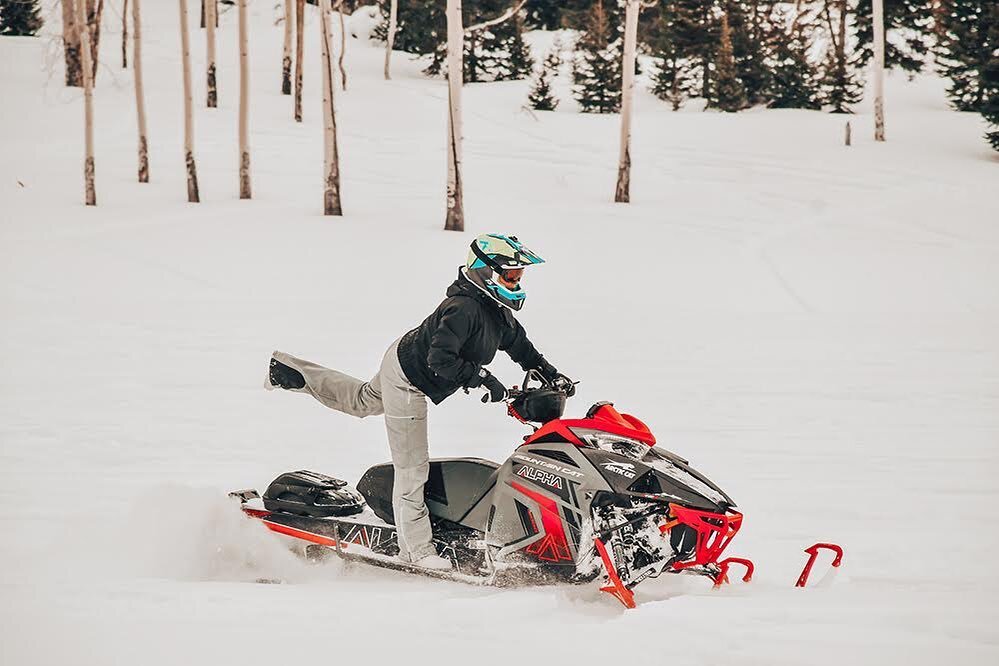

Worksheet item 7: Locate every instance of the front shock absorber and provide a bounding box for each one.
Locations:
[612,524,634,583]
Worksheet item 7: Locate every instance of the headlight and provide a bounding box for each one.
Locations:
[568,428,649,460]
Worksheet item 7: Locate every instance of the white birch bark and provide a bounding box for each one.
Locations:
[444,0,464,232]
[122,0,128,68]
[206,0,217,107]
[384,0,397,80]
[872,0,886,141]
[76,0,96,205]
[239,0,251,199]
[615,0,639,203]
[282,0,293,93]
[319,0,342,215]
[180,0,200,202]
[132,0,148,182]
[294,0,304,122]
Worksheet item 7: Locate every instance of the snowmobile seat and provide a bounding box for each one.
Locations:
[357,458,499,531]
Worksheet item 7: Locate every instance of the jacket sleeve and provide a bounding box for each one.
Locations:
[500,318,547,372]
[427,299,481,386]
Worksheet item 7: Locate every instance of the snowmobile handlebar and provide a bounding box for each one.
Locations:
[505,368,577,401]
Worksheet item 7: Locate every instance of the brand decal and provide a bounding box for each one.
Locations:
[602,461,637,479]
[513,454,585,478]
[516,465,564,490]
[339,523,398,549]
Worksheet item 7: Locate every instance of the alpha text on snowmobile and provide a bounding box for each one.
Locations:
[232,371,752,608]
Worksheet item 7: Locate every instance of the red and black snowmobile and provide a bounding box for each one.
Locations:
[231,372,750,608]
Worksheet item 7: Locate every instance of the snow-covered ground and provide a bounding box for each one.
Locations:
[2,4,998,665]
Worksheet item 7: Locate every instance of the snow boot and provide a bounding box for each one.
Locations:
[409,552,453,571]
[267,357,306,391]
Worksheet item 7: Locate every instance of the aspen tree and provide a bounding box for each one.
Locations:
[319,0,342,215]
[282,0,293,93]
[872,0,886,141]
[294,0,304,122]
[444,0,464,232]
[206,0,217,107]
[180,0,200,202]
[615,0,640,203]
[133,0,149,182]
[76,0,96,205]
[122,0,128,68]
[384,0,397,80]
[239,0,251,198]
[61,0,82,86]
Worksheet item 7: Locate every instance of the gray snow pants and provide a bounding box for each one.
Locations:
[270,339,435,561]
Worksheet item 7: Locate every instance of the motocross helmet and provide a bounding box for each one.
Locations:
[462,233,544,311]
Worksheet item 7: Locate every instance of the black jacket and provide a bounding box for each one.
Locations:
[397,270,549,405]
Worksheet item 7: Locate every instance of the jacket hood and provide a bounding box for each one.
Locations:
[449,268,516,326]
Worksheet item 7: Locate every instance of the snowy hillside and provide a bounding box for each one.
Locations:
[2,3,998,665]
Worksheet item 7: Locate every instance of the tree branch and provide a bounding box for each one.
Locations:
[464,0,526,34]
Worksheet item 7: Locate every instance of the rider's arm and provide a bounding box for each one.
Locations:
[427,300,480,385]
[500,319,553,376]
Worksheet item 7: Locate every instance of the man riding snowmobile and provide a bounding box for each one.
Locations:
[266,233,573,571]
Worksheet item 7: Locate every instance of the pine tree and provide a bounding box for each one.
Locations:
[936,0,993,112]
[377,1,533,82]
[768,23,821,109]
[527,49,559,110]
[854,0,934,74]
[725,1,772,106]
[710,13,747,111]
[650,0,701,110]
[1,0,43,36]
[486,10,534,81]
[820,0,863,113]
[981,5,999,149]
[572,1,622,113]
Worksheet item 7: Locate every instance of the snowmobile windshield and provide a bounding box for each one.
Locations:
[568,428,649,460]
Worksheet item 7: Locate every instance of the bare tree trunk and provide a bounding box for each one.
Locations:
[337,2,347,90]
[206,0,217,107]
[239,0,251,199]
[872,0,886,141]
[319,0,342,215]
[294,0,304,122]
[384,0,397,80]
[76,0,96,205]
[133,0,149,182]
[444,0,464,232]
[180,0,200,202]
[282,0,293,93]
[87,0,104,82]
[615,0,639,204]
[122,0,128,68]
[62,0,83,86]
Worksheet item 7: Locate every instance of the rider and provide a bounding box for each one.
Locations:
[266,234,572,570]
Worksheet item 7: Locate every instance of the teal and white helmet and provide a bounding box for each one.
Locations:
[463,233,545,311]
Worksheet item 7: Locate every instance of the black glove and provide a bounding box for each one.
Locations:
[535,359,559,383]
[468,368,507,403]
[535,360,576,397]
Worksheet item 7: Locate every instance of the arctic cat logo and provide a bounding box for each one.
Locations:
[602,461,637,479]
[516,465,564,490]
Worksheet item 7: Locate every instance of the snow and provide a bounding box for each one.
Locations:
[2,3,998,665]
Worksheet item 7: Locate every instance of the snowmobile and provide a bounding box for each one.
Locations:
[230,372,750,608]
